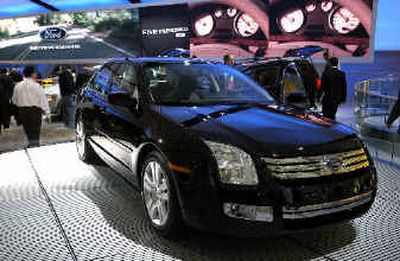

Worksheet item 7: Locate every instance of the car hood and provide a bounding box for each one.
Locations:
[158,104,356,156]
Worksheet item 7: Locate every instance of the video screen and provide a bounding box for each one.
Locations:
[190,0,375,59]
[0,9,140,63]
[0,0,376,63]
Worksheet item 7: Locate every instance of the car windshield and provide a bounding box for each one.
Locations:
[144,63,275,106]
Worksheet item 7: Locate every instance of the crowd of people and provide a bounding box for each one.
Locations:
[0,65,92,147]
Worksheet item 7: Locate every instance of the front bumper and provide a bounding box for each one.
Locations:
[181,190,375,237]
[282,191,373,220]
[175,165,376,236]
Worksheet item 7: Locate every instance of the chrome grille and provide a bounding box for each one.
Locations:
[263,148,370,180]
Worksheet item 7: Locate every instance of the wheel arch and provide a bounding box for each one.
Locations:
[134,142,170,191]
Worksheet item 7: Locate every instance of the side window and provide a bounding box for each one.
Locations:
[253,67,280,88]
[111,63,123,86]
[282,64,306,105]
[92,66,113,94]
[120,64,139,99]
[144,65,177,102]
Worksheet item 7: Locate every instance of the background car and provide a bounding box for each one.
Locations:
[234,56,320,109]
[163,47,321,109]
[76,57,377,237]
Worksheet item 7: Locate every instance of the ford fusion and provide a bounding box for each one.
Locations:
[76,58,376,237]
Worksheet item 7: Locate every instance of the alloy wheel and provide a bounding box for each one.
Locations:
[143,161,171,227]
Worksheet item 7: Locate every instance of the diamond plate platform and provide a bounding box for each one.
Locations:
[1,142,400,260]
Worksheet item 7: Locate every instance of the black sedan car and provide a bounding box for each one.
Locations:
[76,57,376,237]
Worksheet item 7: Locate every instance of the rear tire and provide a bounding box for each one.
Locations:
[76,115,98,164]
[141,151,184,237]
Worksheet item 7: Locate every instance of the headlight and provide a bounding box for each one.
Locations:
[205,141,258,185]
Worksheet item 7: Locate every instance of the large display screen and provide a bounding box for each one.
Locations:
[0,0,376,63]
[189,0,376,61]
[0,9,140,64]
[140,4,192,57]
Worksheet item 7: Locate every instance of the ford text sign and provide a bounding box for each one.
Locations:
[40,27,68,40]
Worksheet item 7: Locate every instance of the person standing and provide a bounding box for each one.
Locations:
[0,69,14,134]
[223,54,235,66]
[59,67,77,129]
[320,57,347,120]
[9,70,23,125]
[386,90,400,134]
[12,66,50,148]
[75,66,92,92]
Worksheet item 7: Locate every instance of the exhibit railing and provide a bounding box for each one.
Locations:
[354,73,400,161]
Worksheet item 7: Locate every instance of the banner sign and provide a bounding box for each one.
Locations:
[0,0,376,63]
[0,9,140,64]
[189,0,376,61]
[139,4,192,57]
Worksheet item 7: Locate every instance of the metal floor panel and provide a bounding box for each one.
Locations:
[0,213,73,261]
[0,150,42,201]
[47,189,324,261]
[1,142,400,260]
[0,196,50,220]
[26,143,127,192]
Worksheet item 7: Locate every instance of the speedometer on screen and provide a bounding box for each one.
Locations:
[279,9,305,33]
[330,7,360,34]
[235,14,259,37]
[195,15,215,37]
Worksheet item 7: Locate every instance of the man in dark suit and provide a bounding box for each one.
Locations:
[386,90,400,134]
[320,57,347,120]
[0,69,13,133]
[59,67,76,129]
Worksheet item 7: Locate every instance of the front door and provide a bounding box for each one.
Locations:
[103,62,144,184]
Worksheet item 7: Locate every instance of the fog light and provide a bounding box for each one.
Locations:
[223,203,273,222]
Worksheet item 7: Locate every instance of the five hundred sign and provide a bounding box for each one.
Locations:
[39,27,68,40]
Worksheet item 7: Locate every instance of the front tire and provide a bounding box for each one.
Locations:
[141,151,183,237]
[76,115,98,164]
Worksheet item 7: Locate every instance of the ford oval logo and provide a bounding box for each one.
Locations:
[40,27,67,40]
[322,156,342,170]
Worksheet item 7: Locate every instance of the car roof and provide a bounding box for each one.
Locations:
[235,57,307,66]
[107,57,207,65]
[232,57,313,72]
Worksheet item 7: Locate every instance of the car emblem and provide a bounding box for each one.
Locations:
[322,156,343,171]
[40,26,68,40]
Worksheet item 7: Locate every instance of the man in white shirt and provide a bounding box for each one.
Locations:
[12,66,51,148]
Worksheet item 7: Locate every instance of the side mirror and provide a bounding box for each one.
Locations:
[108,92,137,108]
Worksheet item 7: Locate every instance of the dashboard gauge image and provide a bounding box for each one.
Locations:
[235,13,259,37]
[330,7,361,34]
[195,14,215,37]
[306,3,317,12]
[214,9,223,18]
[279,9,305,33]
[227,8,238,18]
[321,0,334,12]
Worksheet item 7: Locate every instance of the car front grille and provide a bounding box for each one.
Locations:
[282,191,373,220]
[262,148,370,180]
